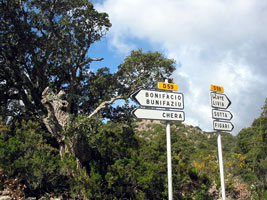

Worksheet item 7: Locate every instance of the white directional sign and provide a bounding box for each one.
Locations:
[210,92,231,109]
[212,109,233,120]
[131,89,184,109]
[132,108,185,122]
[213,120,234,131]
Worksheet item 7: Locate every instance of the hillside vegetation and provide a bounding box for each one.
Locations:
[0,99,266,199]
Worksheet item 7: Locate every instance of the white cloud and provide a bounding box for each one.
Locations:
[96,0,267,135]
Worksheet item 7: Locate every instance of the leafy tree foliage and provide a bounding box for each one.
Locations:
[0,0,111,121]
[261,98,267,117]
[116,49,176,95]
[0,1,175,122]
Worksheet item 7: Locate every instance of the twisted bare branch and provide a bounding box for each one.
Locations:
[88,95,126,118]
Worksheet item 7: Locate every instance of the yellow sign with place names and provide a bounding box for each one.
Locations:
[210,84,224,93]
[158,82,178,91]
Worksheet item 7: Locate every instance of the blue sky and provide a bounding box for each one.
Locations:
[88,34,157,73]
[90,0,267,135]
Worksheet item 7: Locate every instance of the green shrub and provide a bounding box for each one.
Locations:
[0,120,67,197]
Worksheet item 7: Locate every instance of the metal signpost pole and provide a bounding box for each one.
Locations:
[165,79,173,200]
[217,131,226,200]
[166,119,173,200]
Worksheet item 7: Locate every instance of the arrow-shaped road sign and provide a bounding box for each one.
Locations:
[132,108,185,122]
[212,109,233,120]
[131,89,184,109]
[213,120,234,131]
[210,92,231,109]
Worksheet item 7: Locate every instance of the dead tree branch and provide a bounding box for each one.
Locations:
[88,95,126,118]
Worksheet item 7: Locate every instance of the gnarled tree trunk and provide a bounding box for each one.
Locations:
[41,87,70,158]
[41,87,129,168]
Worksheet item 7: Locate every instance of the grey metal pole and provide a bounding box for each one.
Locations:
[166,122,173,200]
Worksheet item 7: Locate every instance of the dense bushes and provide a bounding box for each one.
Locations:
[234,114,267,199]
[0,111,266,199]
[0,121,68,198]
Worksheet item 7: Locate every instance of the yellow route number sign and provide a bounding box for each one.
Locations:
[210,84,224,93]
[158,82,178,91]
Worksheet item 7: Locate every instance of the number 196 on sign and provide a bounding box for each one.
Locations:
[158,82,178,91]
